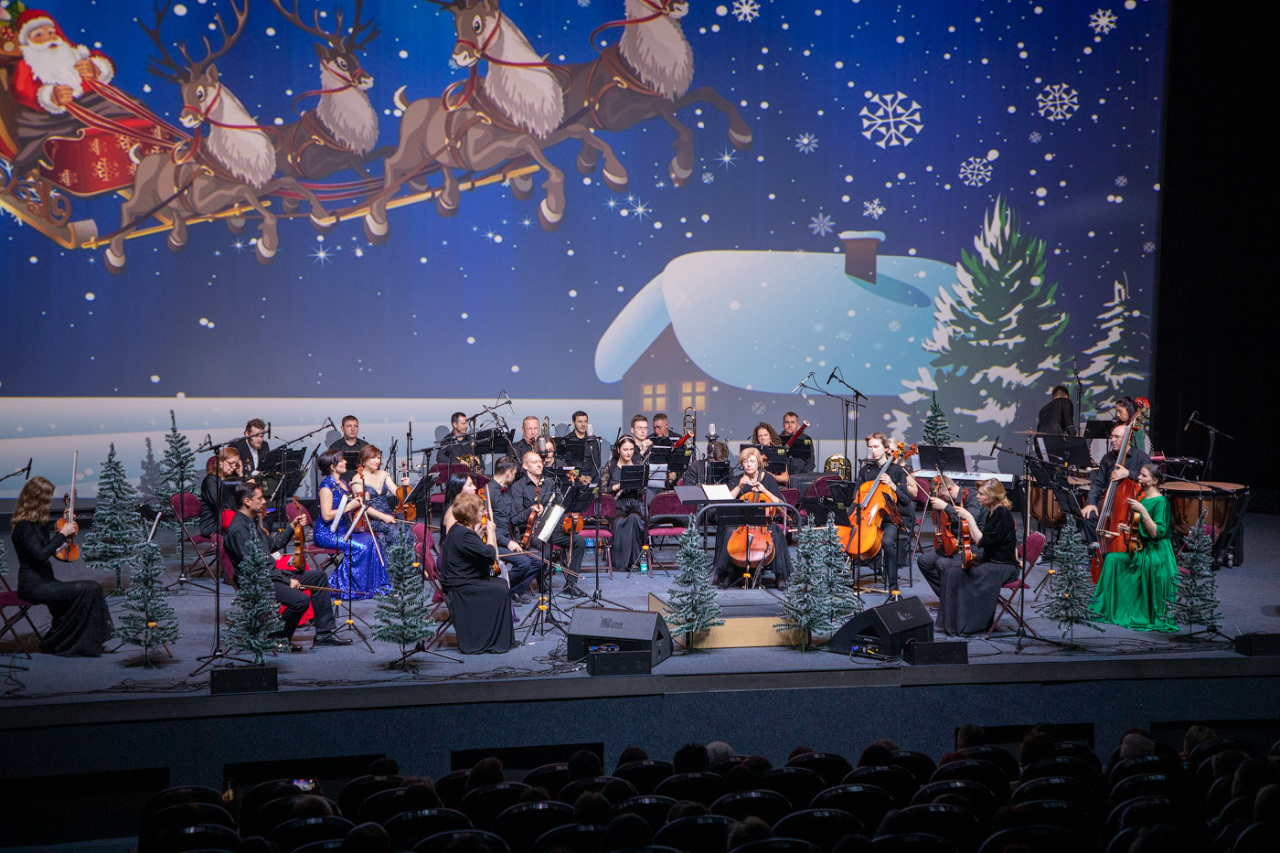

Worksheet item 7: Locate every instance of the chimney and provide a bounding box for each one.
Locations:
[839,230,885,283]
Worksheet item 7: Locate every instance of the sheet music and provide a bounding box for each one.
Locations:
[536,504,566,541]
[646,464,669,489]
[702,484,734,501]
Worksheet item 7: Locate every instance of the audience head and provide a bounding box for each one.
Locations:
[1018,732,1057,768]
[857,743,894,768]
[1210,750,1248,780]
[518,786,549,804]
[956,724,987,751]
[1232,758,1278,801]
[402,781,440,811]
[340,822,389,853]
[571,790,613,825]
[673,742,710,774]
[1182,725,1217,759]
[601,813,652,851]
[1119,732,1156,761]
[465,757,504,792]
[616,746,648,768]
[706,741,735,764]
[788,745,814,761]
[567,748,603,781]
[728,816,774,849]
[667,800,709,822]
[1255,783,1280,821]
[292,795,334,819]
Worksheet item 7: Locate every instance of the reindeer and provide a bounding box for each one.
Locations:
[363,0,628,241]
[268,0,392,185]
[562,0,753,185]
[104,0,334,273]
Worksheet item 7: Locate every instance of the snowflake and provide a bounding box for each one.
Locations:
[863,199,885,220]
[1143,241,1156,254]
[860,91,924,148]
[1089,8,1118,35]
[733,0,761,23]
[701,171,714,184]
[888,320,901,332]
[1029,131,1042,143]
[793,132,819,154]
[958,156,993,187]
[1037,83,1079,123]
[1115,175,1128,187]
[809,213,835,237]
[578,0,591,6]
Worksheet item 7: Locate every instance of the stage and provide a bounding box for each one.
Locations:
[2,514,1278,845]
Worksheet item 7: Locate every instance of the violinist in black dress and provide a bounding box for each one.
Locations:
[11,477,113,656]
[917,476,987,598]
[440,493,516,654]
[712,447,793,590]
[599,436,647,571]
[935,479,1020,636]
[199,447,244,536]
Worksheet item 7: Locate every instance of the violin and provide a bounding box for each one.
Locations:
[351,465,373,532]
[837,444,911,560]
[394,461,417,521]
[931,478,973,569]
[1091,397,1150,581]
[726,476,777,571]
[290,496,309,572]
[54,451,80,562]
[481,483,501,575]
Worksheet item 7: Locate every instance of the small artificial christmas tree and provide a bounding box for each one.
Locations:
[818,520,863,628]
[1169,514,1223,636]
[115,540,181,666]
[373,528,435,668]
[665,517,723,650]
[156,411,197,533]
[921,392,955,446]
[224,535,285,666]
[1034,523,1103,645]
[138,437,163,504]
[775,524,835,650]
[82,443,145,593]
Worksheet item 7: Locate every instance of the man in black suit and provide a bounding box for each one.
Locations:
[1036,385,1075,438]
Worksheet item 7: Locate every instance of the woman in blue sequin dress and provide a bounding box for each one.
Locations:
[353,444,407,548]
[314,448,389,599]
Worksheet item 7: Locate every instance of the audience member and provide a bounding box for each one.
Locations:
[667,800,710,822]
[673,742,711,774]
[1182,724,1218,761]
[955,723,987,751]
[857,743,894,768]
[788,745,815,760]
[340,822,389,853]
[601,813,652,850]
[616,746,649,768]
[1232,758,1279,800]
[1120,732,1157,761]
[465,757,504,792]
[567,748,603,781]
[1018,732,1056,768]
[571,791,612,824]
[727,816,773,849]
[707,741,736,764]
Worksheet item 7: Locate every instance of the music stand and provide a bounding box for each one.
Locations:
[1038,436,1093,469]
[519,492,576,639]
[917,444,967,474]
[1031,460,1090,596]
[645,446,672,491]
[1082,420,1113,440]
[705,461,732,485]
[785,436,814,472]
[263,447,305,513]
[714,503,779,589]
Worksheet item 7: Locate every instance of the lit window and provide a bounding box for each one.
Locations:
[642,383,667,412]
[680,380,706,411]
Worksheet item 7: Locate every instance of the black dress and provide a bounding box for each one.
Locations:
[13,520,114,656]
[441,524,515,654]
[711,472,794,587]
[935,505,1020,636]
[600,460,646,570]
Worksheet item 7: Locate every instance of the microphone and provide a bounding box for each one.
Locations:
[990,438,1001,456]
[791,372,814,394]
[23,458,32,480]
[587,423,594,437]
[708,422,717,437]
[827,367,839,384]
[266,421,272,440]
[1184,410,1197,432]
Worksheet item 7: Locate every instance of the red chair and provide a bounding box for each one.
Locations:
[646,491,697,569]
[580,493,615,576]
[780,487,803,536]
[427,464,472,523]
[413,522,455,651]
[170,491,219,585]
[987,531,1046,639]
[0,574,40,659]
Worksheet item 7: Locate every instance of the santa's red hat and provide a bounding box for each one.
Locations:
[15,9,63,46]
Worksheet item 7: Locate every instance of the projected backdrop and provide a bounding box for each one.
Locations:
[1,0,1165,493]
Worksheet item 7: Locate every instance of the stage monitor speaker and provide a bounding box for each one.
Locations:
[210,666,278,695]
[567,608,672,670]
[904,639,968,665]
[827,597,933,657]
[1235,633,1280,657]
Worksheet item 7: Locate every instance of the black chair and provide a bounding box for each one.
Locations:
[559,775,637,806]
[139,786,225,830]
[810,784,895,833]
[1214,794,1255,828]
[787,752,854,788]
[711,756,751,776]
[928,760,1010,804]
[434,769,472,809]
[868,832,958,852]
[976,825,1084,853]
[413,828,511,853]
[891,750,939,787]
[1103,795,1181,840]
[756,767,826,814]
[1010,775,1103,817]
[530,822,606,853]
[653,771,727,806]
[843,765,919,808]
[614,795,679,832]
[1018,756,1102,789]
[149,823,240,853]
[710,789,794,826]
[1108,754,1184,790]
[1103,826,1139,853]
[245,795,340,840]
[653,814,735,852]
[268,815,354,853]
[240,780,304,826]
[1186,737,1258,776]
[955,746,1019,783]
[356,787,415,825]
[492,801,575,853]
[728,840,820,853]
[773,808,864,851]
[1108,772,1190,808]
[385,808,472,851]
[880,804,982,853]
[1054,740,1102,772]
[141,802,236,851]
[292,840,344,853]
[522,763,570,796]
[1204,774,1234,815]
[1233,820,1280,853]
[609,847,681,853]
[613,760,676,795]
[990,799,1096,839]
[337,774,403,820]
[460,782,532,831]
[911,780,999,829]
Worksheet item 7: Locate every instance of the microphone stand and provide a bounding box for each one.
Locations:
[1071,356,1086,437]
[0,459,32,484]
[190,478,254,676]
[1185,414,1232,481]
[817,368,867,468]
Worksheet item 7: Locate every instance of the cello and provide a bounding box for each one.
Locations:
[1090,398,1149,582]
[54,451,80,562]
[837,444,910,560]
[726,480,777,572]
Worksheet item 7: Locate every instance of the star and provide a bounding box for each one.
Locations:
[717,149,738,169]
[309,245,335,265]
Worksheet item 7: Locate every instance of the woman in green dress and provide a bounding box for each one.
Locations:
[1090,463,1179,632]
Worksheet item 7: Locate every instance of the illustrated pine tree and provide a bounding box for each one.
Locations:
[665,518,723,651]
[82,443,145,593]
[1034,523,1103,645]
[156,411,197,534]
[224,535,285,666]
[1169,514,1223,636]
[138,437,163,503]
[374,528,435,668]
[921,392,955,446]
[115,540,181,666]
[1077,275,1150,421]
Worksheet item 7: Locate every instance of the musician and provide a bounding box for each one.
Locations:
[352,445,405,545]
[917,476,988,599]
[558,410,601,483]
[199,447,244,536]
[440,493,517,654]
[629,414,654,460]
[1036,386,1074,438]
[780,412,816,475]
[934,479,1020,636]
[223,482,351,649]
[512,451,586,598]
[684,441,730,486]
[314,448,389,599]
[712,447,793,590]
[512,416,542,461]
[1083,423,1153,523]
[651,413,673,442]
[600,436,647,572]
[328,415,367,483]
[231,419,271,480]
[480,459,542,603]
[852,433,911,593]
[1089,463,1179,632]
[1114,396,1148,453]
[436,412,476,466]
[752,422,790,487]
[11,476,113,656]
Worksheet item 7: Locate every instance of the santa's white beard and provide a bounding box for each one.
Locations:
[22,39,90,89]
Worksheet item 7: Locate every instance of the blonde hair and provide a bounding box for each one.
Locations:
[739,446,764,467]
[978,479,1013,510]
[12,476,56,526]
[453,492,483,527]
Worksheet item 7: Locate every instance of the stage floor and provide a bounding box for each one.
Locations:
[2,513,1278,723]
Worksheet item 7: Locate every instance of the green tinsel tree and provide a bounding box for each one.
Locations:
[776,524,834,650]
[1034,523,1103,645]
[1169,514,1223,636]
[156,411,197,533]
[82,443,145,593]
[0,535,8,576]
[818,520,863,628]
[374,528,435,668]
[665,517,723,651]
[225,535,285,666]
[921,392,955,446]
[138,437,163,503]
[115,540,180,666]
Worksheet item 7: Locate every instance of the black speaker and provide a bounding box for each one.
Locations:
[210,666,278,695]
[903,639,968,665]
[827,597,933,657]
[1235,632,1280,657]
[587,649,655,676]
[567,608,672,669]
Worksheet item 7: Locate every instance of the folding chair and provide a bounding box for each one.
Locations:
[169,491,218,589]
[413,522,456,652]
[579,493,615,578]
[0,573,40,660]
[987,531,1046,639]
[427,464,471,526]
[646,490,697,572]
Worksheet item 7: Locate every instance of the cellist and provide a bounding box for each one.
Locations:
[712,447,793,590]
[1082,422,1152,543]
[852,433,912,593]
[918,476,986,599]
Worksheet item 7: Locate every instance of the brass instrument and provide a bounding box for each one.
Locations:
[823,454,852,480]
[538,416,552,454]
[682,406,697,438]
[457,454,484,477]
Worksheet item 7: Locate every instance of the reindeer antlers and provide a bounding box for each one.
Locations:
[139,0,250,82]
[139,0,189,83]
[178,0,251,78]
[271,0,379,51]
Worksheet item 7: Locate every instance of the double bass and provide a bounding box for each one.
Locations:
[837,444,913,560]
[1090,398,1150,582]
